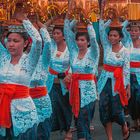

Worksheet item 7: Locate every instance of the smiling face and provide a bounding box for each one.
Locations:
[108,30,122,45]
[6,32,28,57]
[130,26,140,40]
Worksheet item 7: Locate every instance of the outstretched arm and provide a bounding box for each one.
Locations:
[87,24,100,69]
[23,19,42,67]
[121,20,132,49]
[40,26,51,69]
[99,19,111,49]
[64,19,78,58]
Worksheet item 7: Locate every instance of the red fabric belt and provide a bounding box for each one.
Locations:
[49,67,59,75]
[130,61,140,68]
[103,64,128,107]
[29,87,47,99]
[70,73,96,118]
[0,83,29,128]
[49,67,69,75]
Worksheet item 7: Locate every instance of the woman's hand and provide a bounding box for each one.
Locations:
[126,84,131,100]
[63,73,72,85]
[15,11,28,22]
[36,14,45,29]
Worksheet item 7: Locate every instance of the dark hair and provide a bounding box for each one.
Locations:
[76,32,90,48]
[6,32,29,41]
[76,32,90,42]
[52,26,64,36]
[129,25,140,31]
[108,27,124,38]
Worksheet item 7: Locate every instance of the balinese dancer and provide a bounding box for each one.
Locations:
[64,15,99,139]
[97,19,130,140]
[46,18,72,139]
[0,13,42,140]
[123,21,140,131]
[29,20,52,140]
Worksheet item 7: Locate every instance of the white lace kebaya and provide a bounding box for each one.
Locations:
[46,40,70,95]
[0,19,42,137]
[64,19,99,108]
[122,23,140,85]
[97,19,130,96]
[30,27,52,124]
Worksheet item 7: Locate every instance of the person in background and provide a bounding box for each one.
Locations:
[122,21,140,132]
[29,19,53,140]
[46,17,73,140]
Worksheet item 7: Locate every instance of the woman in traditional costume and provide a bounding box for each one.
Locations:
[122,21,140,131]
[97,19,130,140]
[46,18,73,139]
[64,13,99,139]
[0,13,42,140]
[29,21,52,140]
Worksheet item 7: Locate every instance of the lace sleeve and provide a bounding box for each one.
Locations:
[87,25,100,71]
[99,19,111,49]
[64,19,78,59]
[23,19,42,68]
[122,21,132,49]
[0,42,9,61]
[40,27,51,68]
[123,49,130,87]
[69,19,77,30]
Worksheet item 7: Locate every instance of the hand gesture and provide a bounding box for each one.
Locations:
[63,73,72,85]
[126,85,131,100]
[15,11,28,22]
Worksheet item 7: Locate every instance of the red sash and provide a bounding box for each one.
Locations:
[0,83,29,128]
[49,67,69,75]
[70,73,96,118]
[103,64,128,107]
[29,87,47,99]
[130,62,140,68]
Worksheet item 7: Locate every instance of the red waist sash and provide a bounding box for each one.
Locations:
[130,61,140,68]
[0,83,29,128]
[70,73,96,118]
[103,64,128,107]
[49,67,69,75]
[29,87,47,99]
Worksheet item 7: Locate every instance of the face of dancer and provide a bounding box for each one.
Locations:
[52,29,64,43]
[130,26,140,40]
[108,30,122,45]
[76,35,88,50]
[6,33,28,57]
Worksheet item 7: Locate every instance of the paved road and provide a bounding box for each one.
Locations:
[51,102,140,140]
